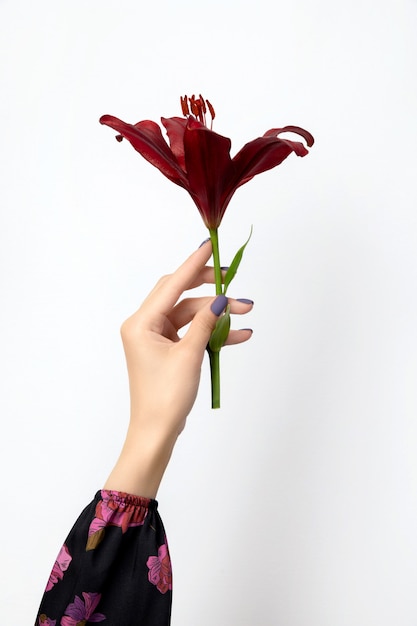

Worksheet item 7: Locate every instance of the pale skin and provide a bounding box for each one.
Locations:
[103,240,253,499]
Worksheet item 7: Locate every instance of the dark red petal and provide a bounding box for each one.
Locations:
[232,136,307,187]
[218,132,312,214]
[183,121,233,229]
[161,116,188,172]
[263,125,315,148]
[231,126,314,187]
[100,115,188,187]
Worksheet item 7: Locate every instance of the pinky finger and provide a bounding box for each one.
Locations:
[224,328,253,346]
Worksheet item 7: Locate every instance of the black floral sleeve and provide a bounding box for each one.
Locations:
[35,490,172,625]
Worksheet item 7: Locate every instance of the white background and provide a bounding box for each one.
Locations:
[1,1,417,624]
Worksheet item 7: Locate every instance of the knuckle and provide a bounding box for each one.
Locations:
[156,274,172,286]
[120,318,132,342]
[195,311,214,334]
[120,316,142,344]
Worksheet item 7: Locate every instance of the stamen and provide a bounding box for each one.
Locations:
[206,100,215,129]
[199,95,207,115]
[180,94,214,128]
[180,96,190,116]
[206,100,215,121]
[193,96,204,123]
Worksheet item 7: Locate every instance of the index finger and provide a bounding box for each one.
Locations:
[141,239,213,314]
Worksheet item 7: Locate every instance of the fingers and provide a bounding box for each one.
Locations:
[186,265,219,289]
[169,296,254,331]
[224,328,253,346]
[141,240,213,316]
[182,295,228,353]
[182,296,253,353]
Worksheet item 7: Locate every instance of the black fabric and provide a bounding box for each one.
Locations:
[35,490,172,625]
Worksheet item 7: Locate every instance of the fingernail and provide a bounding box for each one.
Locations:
[221,266,229,271]
[240,328,253,334]
[199,237,211,248]
[237,298,254,305]
[211,294,228,316]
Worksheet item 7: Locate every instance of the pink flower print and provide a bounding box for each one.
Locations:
[86,490,149,551]
[45,544,72,592]
[61,591,105,625]
[38,615,56,626]
[147,542,172,594]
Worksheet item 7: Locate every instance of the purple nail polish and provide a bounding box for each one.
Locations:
[221,266,229,271]
[240,328,253,333]
[237,298,254,305]
[199,237,211,248]
[211,295,228,316]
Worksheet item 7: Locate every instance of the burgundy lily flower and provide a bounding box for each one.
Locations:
[99,95,314,230]
[100,95,314,409]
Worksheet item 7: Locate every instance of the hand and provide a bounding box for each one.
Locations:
[104,240,253,497]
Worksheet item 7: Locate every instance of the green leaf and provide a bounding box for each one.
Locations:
[223,226,253,295]
[209,306,231,352]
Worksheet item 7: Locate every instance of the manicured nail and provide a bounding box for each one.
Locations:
[221,266,229,271]
[240,328,253,334]
[199,237,211,248]
[237,298,254,305]
[211,294,228,316]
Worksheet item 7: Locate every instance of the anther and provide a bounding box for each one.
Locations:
[206,100,215,121]
[199,95,207,114]
[190,96,200,118]
[180,96,190,116]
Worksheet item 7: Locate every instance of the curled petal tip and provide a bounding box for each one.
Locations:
[285,125,314,147]
[305,132,314,148]
[99,115,124,141]
[263,125,315,148]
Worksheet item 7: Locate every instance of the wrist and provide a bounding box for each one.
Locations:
[104,424,178,499]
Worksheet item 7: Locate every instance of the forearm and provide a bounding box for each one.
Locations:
[103,421,179,499]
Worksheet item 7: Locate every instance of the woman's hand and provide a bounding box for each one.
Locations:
[104,240,253,498]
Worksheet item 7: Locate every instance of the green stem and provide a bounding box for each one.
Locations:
[209,227,222,409]
[208,348,220,409]
[209,228,223,295]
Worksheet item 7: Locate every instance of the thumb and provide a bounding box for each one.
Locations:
[183,295,228,353]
